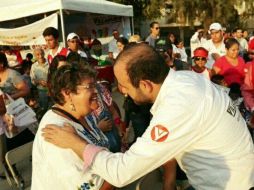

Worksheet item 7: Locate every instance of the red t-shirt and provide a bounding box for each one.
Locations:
[47,47,68,64]
[213,56,245,86]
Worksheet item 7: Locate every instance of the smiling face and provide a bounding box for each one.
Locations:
[226,43,239,59]
[193,57,207,69]
[34,49,45,64]
[68,78,98,117]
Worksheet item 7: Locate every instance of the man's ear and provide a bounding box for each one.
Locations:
[139,80,153,93]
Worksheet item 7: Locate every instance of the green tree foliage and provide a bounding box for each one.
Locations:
[110,0,254,30]
[110,0,164,20]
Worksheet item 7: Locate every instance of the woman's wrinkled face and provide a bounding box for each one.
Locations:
[226,43,239,59]
[69,78,98,117]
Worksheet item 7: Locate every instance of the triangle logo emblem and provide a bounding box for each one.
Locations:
[151,125,169,142]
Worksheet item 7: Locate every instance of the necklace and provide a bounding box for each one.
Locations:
[52,107,108,147]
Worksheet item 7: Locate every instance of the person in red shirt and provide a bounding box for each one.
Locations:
[212,38,245,86]
[42,27,68,64]
[242,39,254,114]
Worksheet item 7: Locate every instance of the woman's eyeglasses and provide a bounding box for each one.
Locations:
[78,83,96,90]
[194,57,206,61]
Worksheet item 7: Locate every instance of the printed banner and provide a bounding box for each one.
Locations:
[0,13,58,46]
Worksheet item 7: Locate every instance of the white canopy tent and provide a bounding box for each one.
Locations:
[0,0,133,45]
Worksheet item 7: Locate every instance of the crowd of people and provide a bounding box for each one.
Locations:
[0,21,253,190]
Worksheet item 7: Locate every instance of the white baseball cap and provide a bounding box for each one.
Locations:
[67,32,80,41]
[209,23,222,32]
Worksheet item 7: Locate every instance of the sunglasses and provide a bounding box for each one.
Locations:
[194,57,206,61]
[155,27,160,30]
[248,52,254,55]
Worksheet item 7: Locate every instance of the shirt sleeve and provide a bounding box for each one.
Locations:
[213,57,224,71]
[190,32,199,43]
[10,70,23,86]
[88,93,203,187]
[108,41,115,52]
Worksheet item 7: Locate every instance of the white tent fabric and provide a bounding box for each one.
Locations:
[0,0,133,22]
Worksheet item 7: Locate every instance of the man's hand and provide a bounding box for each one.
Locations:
[42,123,87,159]
[197,29,204,33]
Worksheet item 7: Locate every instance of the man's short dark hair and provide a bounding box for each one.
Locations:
[115,43,169,88]
[233,27,242,33]
[42,27,59,39]
[150,21,159,28]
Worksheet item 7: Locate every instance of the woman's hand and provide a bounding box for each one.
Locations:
[3,114,19,134]
[42,123,87,159]
[97,118,113,132]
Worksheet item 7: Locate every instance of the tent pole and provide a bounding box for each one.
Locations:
[59,9,66,47]
[131,17,134,35]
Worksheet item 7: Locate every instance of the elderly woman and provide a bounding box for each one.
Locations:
[32,64,112,190]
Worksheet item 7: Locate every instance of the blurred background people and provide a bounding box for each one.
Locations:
[67,32,87,58]
[145,21,160,47]
[203,22,226,69]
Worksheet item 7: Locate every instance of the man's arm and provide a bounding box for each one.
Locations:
[42,95,202,187]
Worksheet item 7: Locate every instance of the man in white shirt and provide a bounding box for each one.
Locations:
[42,44,254,190]
[234,27,248,56]
[190,28,207,57]
[203,23,226,69]
[67,32,87,58]
[108,30,120,61]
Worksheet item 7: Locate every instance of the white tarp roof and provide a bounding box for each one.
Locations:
[0,0,133,22]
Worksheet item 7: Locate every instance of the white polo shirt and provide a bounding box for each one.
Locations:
[88,70,254,190]
[203,39,226,69]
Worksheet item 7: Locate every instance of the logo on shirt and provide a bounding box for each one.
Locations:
[227,101,236,117]
[151,125,169,142]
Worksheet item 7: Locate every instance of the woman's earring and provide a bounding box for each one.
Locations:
[70,99,76,112]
